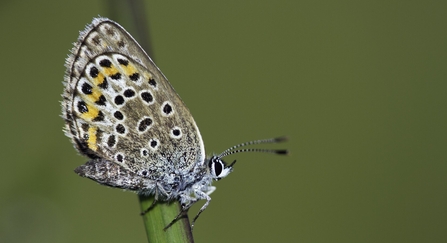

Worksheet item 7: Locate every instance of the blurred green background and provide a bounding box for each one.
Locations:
[1,0,446,242]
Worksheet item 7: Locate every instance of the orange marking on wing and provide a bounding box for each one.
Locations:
[80,103,99,121]
[87,126,98,151]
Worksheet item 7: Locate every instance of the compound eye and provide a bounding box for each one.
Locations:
[212,160,223,178]
[209,157,233,179]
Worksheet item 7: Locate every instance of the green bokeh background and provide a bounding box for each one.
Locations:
[1,1,446,242]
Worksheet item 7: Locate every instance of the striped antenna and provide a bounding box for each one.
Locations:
[217,136,288,159]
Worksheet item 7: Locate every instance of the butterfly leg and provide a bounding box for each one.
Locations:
[164,189,204,231]
[190,190,212,229]
[164,185,216,230]
[140,187,159,215]
[163,202,194,231]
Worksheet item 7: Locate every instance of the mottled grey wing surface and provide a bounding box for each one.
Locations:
[62,18,205,174]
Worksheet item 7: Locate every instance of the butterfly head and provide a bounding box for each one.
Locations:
[208,156,236,180]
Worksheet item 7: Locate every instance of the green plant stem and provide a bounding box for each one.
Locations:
[139,195,194,243]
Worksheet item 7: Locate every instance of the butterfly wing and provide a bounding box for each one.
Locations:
[62,18,205,175]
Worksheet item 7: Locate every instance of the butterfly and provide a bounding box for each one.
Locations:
[62,17,287,230]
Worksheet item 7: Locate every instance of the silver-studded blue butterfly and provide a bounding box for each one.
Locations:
[62,17,287,230]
